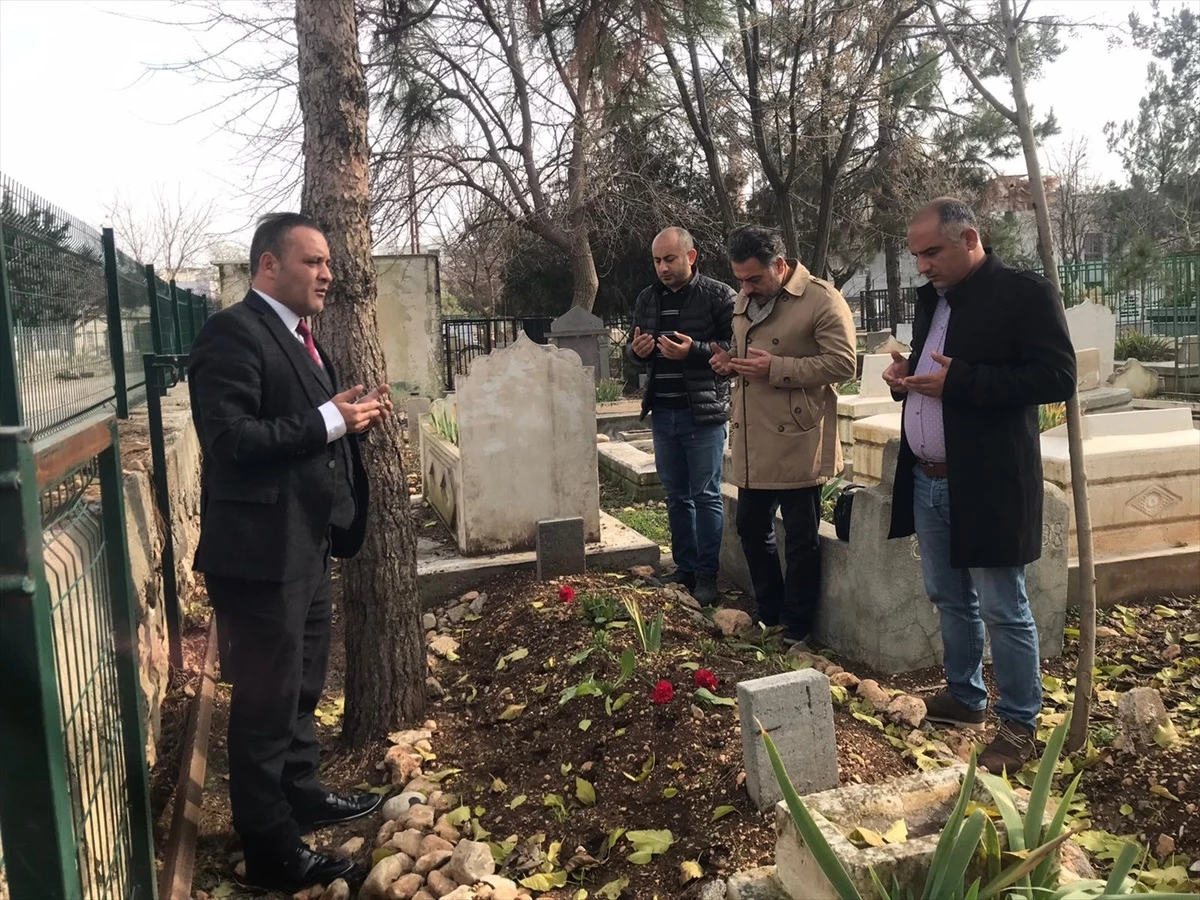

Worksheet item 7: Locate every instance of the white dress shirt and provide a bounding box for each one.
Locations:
[254,289,347,443]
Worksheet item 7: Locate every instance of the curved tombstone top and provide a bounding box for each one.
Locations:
[455,331,593,431]
[550,305,606,336]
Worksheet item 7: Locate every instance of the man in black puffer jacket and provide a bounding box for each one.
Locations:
[626,226,735,605]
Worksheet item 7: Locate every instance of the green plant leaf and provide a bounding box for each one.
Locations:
[611,692,633,712]
[711,805,737,822]
[925,753,978,900]
[569,647,594,666]
[447,805,472,826]
[617,647,636,686]
[508,794,527,809]
[758,718,863,900]
[694,687,735,707]
[663,787,679,798]
[1024,714,1070,851]
[579,719,592,731]
[426,767,462,783]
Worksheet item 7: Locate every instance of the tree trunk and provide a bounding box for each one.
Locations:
[1000,0,1097,751]
[776,193,800,261]
[296,0,426,744]
[567,229,599,312]
[884,237,902,333]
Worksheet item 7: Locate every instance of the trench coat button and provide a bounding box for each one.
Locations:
[328,459,336,469]
[733,422,740,428]
[784,376,791,382]
[777,425,785,432]
[794,407,802,414]
[773,338,779,344]
[743,379,749,387]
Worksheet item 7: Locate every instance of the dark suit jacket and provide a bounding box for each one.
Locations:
[188,290,370,582]
[888,252,1076,568]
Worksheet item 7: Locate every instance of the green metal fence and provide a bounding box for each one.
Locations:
[1,173,212,439]
[859,255,1200,340]
[1,175,173,900]
[0,418,157,900]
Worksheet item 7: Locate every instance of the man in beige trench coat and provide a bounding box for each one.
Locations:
[711,225,856,643]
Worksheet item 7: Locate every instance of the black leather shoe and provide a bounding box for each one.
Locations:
[243,843,355,892]
[295,791,383,832]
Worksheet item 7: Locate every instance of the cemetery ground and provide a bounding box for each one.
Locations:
[156,549,1200,899]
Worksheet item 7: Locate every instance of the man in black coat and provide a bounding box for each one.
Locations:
[884,198,1076,774]
[627,226,735,605]
[189,213,391,891]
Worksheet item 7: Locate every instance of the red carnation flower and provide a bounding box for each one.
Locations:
[650,680,675,704]
[558,584,576,603]
[693,669,719,691]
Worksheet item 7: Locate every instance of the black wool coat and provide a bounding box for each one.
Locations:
[888,252,1077,568]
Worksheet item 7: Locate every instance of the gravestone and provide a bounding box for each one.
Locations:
[858,353,894,398]
[536,517,586,579]
[549,306,610,386]
[439,333,600,553]
[1111,358,1160,399]
[1076,348,1101,392]
[738,669,838,812]
[1065,300,1116,382]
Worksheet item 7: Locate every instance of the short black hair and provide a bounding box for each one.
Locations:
[923,197,979,239]
[249,212,324,276]
[727,225,785,266]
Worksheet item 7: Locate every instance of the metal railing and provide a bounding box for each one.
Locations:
[1,173,212,439]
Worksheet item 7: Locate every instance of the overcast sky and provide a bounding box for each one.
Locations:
[0,0,1161,251]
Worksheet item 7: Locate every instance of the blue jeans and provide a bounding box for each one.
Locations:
[651,407,726,578]
[912,467,1042,729]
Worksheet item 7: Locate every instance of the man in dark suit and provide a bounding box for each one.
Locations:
[189,212,391,891]
[884,198,1076,774]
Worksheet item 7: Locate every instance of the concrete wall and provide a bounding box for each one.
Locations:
[719,439,1069,674]
[119,383,202,765]
[376,254,443,398]
[217,255,443,398]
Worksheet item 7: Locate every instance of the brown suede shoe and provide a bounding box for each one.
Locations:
[978,721,1037,774]
[922,689,986,730]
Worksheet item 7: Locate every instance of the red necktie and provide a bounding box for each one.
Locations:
[295,320,324,369]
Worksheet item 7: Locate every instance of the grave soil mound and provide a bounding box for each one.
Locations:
[424,572,910,898]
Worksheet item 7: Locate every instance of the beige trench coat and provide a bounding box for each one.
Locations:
[727,261,857,490]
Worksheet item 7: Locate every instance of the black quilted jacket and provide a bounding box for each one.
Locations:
[625,272,736,425]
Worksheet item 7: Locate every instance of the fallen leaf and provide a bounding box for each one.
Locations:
[597,876,629,899]
[519,871,568,891]
[663,787,679,799]
[625,753,656,782]
[883,819,909,843]
[576,777,597,806]
[680,859,704,884]
[499,704,526,721]
[711,805,737,822]
[508,795,527,809]
[849,827,887,848]
[579,719,592,731]
[491,777,507,793]
[1149,784,1180,802]
[447,805,472,826]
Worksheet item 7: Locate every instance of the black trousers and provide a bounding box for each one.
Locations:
[736,486,822,638]
[208,561,332,858]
